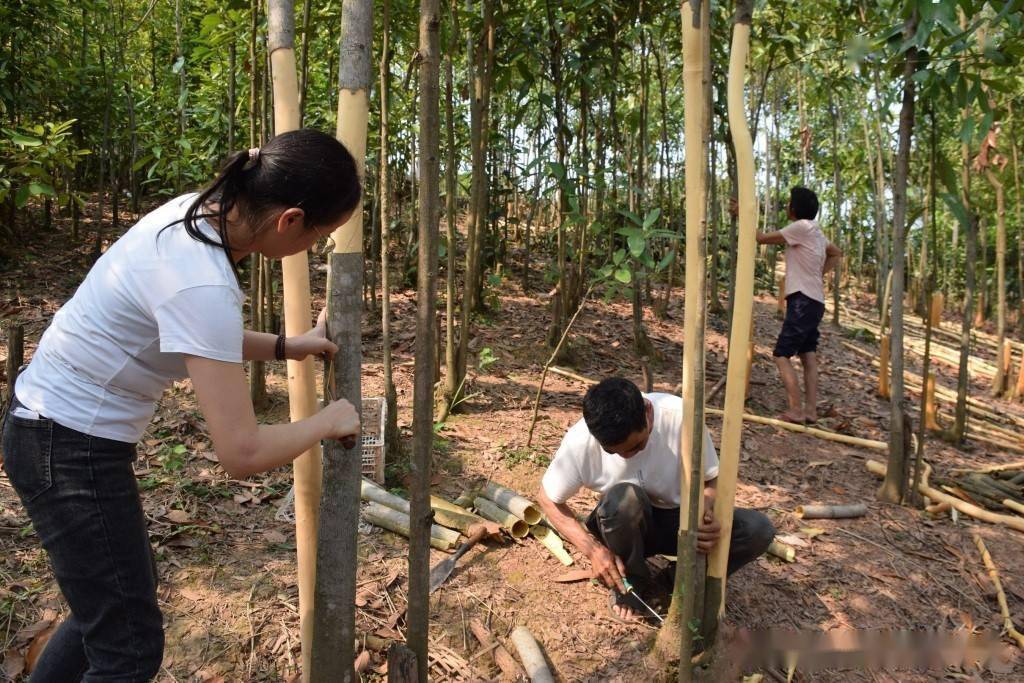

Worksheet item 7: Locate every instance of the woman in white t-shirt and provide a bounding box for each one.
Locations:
[1,128,361,681]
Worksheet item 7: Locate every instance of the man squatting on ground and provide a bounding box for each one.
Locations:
[536,378,776,621]
[755,187,843,425]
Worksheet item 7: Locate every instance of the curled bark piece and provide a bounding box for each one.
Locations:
[363,501,457,550]
[474,497,529,538]
[361,478,410,513]
[454,489,480,508]
[795,503,868,520]
[767,540,796,563]
[925,501,952,515]
[468,618,525,680]
[482,482,542,525]
[530,525,573,566]
[972,532,1024,649]
[510,626,555,683]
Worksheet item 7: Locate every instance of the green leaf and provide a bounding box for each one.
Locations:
[547,161,566,181]
[643,208,661,229]
[619,209,643,227]
[613,248,626,265]
[28,181,56,198]
[656,249,676,271]
[172,56,186,74]
[614,268,632,284]
[940,192,968,227]
[627,234,646,258]
[14,185,31,208]
[9,132,42,147]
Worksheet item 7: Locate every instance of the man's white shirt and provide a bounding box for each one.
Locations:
[541,393,720,509]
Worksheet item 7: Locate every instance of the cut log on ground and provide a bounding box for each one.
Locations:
[510,626,555,683]
[767,540,796,563]
[795,503,867,519]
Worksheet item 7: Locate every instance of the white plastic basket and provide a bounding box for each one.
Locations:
[275,397,386,524]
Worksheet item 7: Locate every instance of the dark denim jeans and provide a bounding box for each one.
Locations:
[586,482,775,589]
[2,397,163,682]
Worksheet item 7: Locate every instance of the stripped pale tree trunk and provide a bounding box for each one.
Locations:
[266,1,326,677]
[702,0,754,654]
[654,1,709,676]
[987,167,1008,396]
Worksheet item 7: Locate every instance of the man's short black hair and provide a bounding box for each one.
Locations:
[789,186,819,220]
[582,377,646,447]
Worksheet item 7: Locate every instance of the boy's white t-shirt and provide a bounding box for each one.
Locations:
[780,218,828,303]
[541,393,720,509]
[15,194,244,443]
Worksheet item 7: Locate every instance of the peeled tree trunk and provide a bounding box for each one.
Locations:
[702,0,754,651]
[654,1,709,676]
[310,0,372,678]
[407,0,441,678]
[987,168,1008,396]
[266,3,323,677]
[879,11,917,505]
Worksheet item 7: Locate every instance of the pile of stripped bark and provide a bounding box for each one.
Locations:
[934,466,1024,518]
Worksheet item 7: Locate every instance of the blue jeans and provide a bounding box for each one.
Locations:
[2,397,163,682]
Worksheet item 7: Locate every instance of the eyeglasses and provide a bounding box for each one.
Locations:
[313,225,336,255]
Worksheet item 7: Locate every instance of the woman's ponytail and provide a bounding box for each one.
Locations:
[164,129,361,276]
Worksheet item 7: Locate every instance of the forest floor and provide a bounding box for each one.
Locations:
[2,207,1024,682]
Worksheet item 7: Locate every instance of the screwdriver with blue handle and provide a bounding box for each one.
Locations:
[591,576,664,623]
[622,578,664,624]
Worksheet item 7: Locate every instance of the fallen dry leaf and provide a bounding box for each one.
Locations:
[2,650,26,680]
[263,530,287,544]
[24,622,57,673]
[165,509,190,524]
[774,533,809,548]
[178,587,204,602]
[552,569,593,583]
[800,527,827,539]
[354,649,371,673]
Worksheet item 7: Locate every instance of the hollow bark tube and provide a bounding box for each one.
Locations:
[795,503,868,519]
[474,497,529,538]
[267,3,322,677]
[482,482,542,524]
[363,502,457,551]
[703,0,755,650]
[509,626,555,683]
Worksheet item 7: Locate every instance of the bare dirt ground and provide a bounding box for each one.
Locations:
[2,206,1024,681]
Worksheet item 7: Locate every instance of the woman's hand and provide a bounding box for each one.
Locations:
[287,308,339,361]
[316,398,360,448]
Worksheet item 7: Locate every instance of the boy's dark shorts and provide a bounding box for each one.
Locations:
[773,291,826,357]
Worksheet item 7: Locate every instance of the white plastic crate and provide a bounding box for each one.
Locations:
[360,396,385,483]
[275,397,386,524]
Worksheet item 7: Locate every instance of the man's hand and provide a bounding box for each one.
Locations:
[697,509,722,554]
[287,308,339,361]
[588,544,627,592]
[698,488,720,554]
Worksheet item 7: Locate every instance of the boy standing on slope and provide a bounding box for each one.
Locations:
[755,187,842,424]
